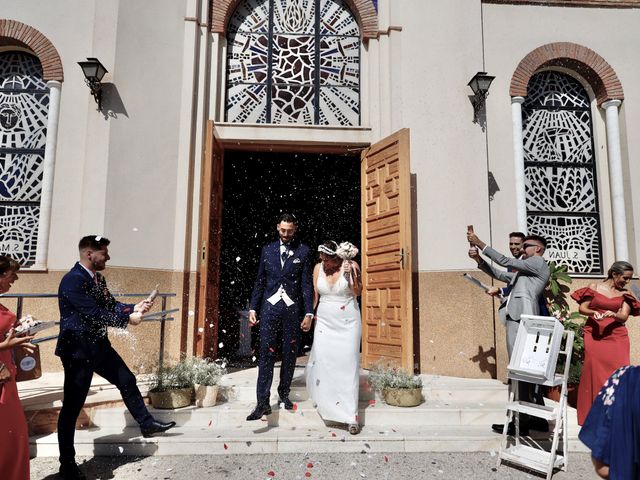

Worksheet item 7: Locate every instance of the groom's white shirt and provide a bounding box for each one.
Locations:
[266,241,294,307]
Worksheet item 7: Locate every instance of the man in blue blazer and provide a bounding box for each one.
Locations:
[247,214,314,420]
[56,236,175,480]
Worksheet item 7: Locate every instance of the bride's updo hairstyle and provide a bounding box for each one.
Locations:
[318,240,338,257]
[606,261,634,280]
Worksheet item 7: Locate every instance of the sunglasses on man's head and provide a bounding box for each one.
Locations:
[522,243,537,249]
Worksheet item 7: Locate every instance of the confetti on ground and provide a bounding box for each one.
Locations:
[331,432,336,437]
[208,420,212,427]
[267,471,275,477]
[369,400,375,406]
[384,456,389,463]
[305,472,311,478]
[306,463,313,468]
[292,403,298,411]
[223,444,228,450]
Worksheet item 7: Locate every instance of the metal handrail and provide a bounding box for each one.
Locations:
[0,292,177,370]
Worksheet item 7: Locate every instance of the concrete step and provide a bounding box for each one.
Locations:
[29,424,589,457]
[88,398,508,429]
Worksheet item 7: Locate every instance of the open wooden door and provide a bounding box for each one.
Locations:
[361,128,414,371]
[195,121,224,358]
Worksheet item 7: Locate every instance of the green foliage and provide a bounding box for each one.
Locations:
[367,361,423,391]
[191,357,227,386]
[150,356,227,392]
[544,261,585,384]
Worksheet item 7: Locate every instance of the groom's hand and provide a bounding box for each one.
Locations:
[249,310,259,326]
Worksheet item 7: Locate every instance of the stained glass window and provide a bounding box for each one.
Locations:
[522,71,602,274]
[0,52,49,267]
[226,0,360,125]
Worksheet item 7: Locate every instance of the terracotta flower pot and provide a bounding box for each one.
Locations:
[382,387,422,407]
[194,384,219,408]
[149,387,193,409]
[544,383,578,409]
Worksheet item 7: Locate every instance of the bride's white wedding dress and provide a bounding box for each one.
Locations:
[306,266,361,425]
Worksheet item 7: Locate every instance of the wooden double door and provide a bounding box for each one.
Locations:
[195,123,416,371]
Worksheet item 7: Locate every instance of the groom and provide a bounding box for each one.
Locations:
[247,213,314,420]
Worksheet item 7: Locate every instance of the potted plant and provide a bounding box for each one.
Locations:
[544,261,585,408]
[148,359,195,409]
[367,361,423,407]
[192,357,227,408]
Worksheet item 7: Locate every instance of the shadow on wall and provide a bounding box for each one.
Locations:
[470,345,497,378]
[100,83,128,119]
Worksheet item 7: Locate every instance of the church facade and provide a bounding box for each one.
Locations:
[1,0,639,379]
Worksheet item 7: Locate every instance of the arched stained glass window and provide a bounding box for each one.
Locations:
[522,71,602,274]
[0,51,49,266]
[226,0,360,125]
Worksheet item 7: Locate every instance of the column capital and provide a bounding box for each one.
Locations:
[602,99,622,110]
[46,80,62,89]
[511,96,525,105]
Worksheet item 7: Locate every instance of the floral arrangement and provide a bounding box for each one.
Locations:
[336,241,358,260]
[367,361,423,391]
[149,356,227,392]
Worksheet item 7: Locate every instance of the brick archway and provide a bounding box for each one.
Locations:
[0,19,63,82]
[211,0,378,39]
[510,42,622,106]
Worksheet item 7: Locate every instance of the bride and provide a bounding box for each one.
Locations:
[303,240,363,434]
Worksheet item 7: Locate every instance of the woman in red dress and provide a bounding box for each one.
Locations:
[571,261,640,425]
[0,255,36,480]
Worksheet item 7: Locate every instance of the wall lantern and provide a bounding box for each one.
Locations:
[78,57,108,110]
[468,71,495,124]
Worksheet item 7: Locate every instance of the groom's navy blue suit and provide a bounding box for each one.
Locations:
[250,239,313,404]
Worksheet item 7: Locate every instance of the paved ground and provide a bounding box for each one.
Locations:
[30,452,597,479]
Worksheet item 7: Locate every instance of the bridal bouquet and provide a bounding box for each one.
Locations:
[336,241,358,260]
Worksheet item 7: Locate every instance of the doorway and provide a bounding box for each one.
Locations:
[216,150,361,364]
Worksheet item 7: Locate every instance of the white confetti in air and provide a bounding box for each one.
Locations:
[252,356,256,362]
[132,227,138,232]
[219,342,224,348]
[458,351,466,356]
[489,450,496,457]
[230,281,235,285]
[198,328,204,333]
[210,324,214,328]
[236,256,241,262]
[188,310,194,316]
[222,329,227,333]
[118,446,124,453]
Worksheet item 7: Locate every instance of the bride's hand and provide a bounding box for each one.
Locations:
[342,260,352,273]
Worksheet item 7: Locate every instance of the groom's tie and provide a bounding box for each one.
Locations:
[281,250,287,265]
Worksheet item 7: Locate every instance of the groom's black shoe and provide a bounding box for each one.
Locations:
[247,403,272,421]
[59,461,87,480]
[141,419,176,438]
[491,422,529,436]
[279,397,294,410]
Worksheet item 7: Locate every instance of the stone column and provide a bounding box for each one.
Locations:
[602,99,628,261]
[34,80,62,269]
[511,96,527,234]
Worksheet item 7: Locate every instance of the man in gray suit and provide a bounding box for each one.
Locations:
[467,232,550,435]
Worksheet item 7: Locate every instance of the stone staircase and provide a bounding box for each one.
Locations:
[21,366,587,457]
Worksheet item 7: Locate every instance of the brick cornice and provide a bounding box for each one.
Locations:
[211,0,378,39]
[0,19,63,82]
[483,0,640,8]
[510,42,623,105]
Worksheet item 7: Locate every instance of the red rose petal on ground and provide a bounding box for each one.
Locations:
[292,403,298,411]
[305,472,312,477]
[369,399,375,406]
[331,432,337,437]
[307,463,314,468]
[223,443,228,450]
[384,456,389,463]
[267,471,275,477]
[340,306,346,310]
[208,420,212,427]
